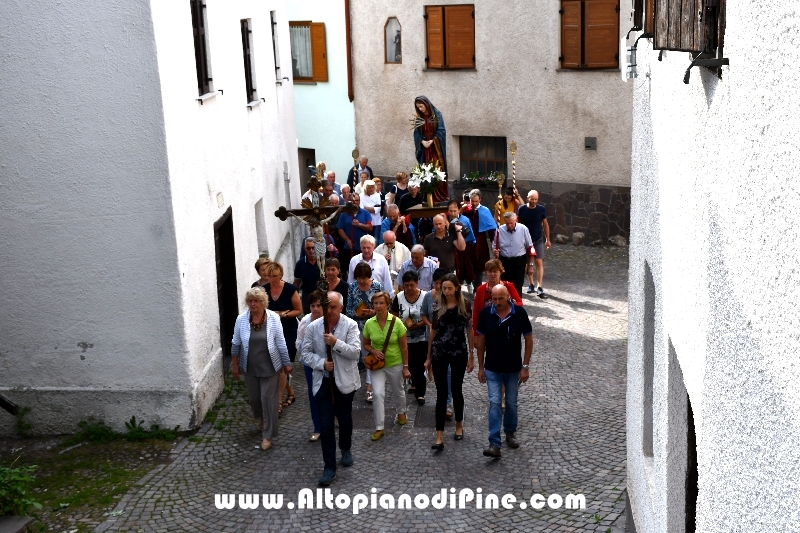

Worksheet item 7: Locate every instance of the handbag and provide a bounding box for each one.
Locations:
[527,244,537,258]
[364,315,395,371]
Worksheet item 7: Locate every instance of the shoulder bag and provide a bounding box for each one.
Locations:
[364,315,396,371]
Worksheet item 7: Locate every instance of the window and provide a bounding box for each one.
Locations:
[385,17,402,63]
[190,0,212,95]
[560,0,619,69]
[240,19,257,103]
[270,11,281,79]
[459,136,507,177]
[424,5,475,69]
[289,22,328,82]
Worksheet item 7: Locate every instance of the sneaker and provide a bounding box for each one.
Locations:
[536,287,545,297]
[482,445,501,458]
[527,284,535,294]
[506,432,520,449]
[318,468,336,486]
[371,429,385,441]
[340,450,354,467]
[397,413,407,425]
[366,390,374,403]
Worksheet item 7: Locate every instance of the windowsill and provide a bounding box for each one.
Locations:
[293,80,317,85]
[196,91,217,104]
[556,68,621,72]
[422,68,478,72]
[246,100,261,109]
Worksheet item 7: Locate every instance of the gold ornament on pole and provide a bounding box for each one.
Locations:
[351,148,359,193]
[509,140,517,193]
[496,172,506,201]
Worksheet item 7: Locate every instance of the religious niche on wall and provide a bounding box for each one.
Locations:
[385,17,401,63]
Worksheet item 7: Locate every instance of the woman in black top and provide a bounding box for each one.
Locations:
[425,273,474,449]
[258,262,302,412]
[385,171,409,208]
[323,258,349,312]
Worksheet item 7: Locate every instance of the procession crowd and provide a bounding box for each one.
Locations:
[230,158,552,486]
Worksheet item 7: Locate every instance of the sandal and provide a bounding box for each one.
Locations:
[282,394,296,407]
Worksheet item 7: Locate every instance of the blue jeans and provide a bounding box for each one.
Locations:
[484,369,520,448]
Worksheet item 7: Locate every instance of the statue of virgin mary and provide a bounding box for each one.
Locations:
[413,96,449,202]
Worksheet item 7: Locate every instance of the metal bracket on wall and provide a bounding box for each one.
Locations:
[683,51,729,84]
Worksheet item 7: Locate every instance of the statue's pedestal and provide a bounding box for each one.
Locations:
[406,204,448,218]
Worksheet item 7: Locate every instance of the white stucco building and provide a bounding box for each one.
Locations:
[626,1,800,532]
[348,0,632,188]
[0,0,301,435]
[287,1,356,186]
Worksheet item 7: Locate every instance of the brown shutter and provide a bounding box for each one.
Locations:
[645,0,655,34]
[425,6,444,69]
[560,1,582,68]
[444,5,475,68]
[584,0,619,68]
[310,22,328,82]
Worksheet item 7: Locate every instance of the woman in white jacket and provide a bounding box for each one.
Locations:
[231,287,292,451]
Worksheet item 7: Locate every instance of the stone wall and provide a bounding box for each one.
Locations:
[452,180,631,244]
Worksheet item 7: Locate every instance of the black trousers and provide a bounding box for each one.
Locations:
[314,377,355,471]
[500,255,527,299]
[432,355,467,431]
[407,341,428,398]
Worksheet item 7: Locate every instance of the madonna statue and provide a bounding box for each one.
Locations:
[413,96,449,202]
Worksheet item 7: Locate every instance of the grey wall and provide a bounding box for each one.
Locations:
[349,0,632,186]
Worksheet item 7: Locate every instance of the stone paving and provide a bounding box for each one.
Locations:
[96,245,629,533]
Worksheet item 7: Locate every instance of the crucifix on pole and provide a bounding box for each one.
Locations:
[275,163,358,403]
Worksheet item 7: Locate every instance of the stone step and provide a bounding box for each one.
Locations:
[0,516,33,533]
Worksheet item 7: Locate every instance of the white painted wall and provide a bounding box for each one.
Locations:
[627,2,800,531]
[349,0,632,185]
[0,0,300,435]
[150,0,301,425]
[287,1,356,181]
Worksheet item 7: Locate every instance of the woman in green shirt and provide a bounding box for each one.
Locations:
[363,291,411,441]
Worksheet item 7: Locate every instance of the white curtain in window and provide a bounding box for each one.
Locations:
[385,18,401,63]
[290,25,312,78]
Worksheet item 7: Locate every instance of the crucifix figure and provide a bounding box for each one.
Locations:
[274,165,357,290]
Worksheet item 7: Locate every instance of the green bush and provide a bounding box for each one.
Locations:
[0,460,43,515]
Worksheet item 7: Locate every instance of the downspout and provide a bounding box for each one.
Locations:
[344,0,354,102]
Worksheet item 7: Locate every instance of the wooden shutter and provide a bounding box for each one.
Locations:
[310,22,328,82]
[645,0,655,34]
[584,0,619,68]
[425,6,444,68]
[560,1,582,68]
[633,0,643,30]
[191,0,211,95]
[241,19,255,102]
[444,5,475,68]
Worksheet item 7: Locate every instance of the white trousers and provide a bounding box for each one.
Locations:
[370,364,407,430]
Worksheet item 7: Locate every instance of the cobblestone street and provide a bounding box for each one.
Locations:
[97,245,628,533]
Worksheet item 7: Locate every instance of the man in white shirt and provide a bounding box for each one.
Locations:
[359,180,383,240]
[347,235,394,299]
[375,230,411,292]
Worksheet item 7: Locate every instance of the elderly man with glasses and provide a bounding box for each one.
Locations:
[336,193,373,272]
